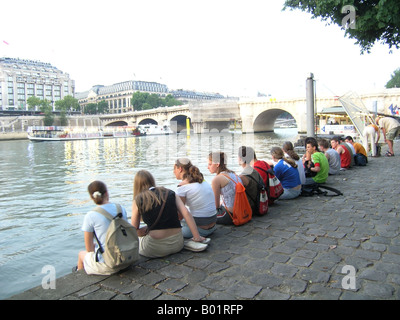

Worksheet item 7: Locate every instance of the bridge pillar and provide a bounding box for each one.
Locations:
[192,122,205,134]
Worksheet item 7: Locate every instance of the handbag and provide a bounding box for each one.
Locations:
[304,160,317,177]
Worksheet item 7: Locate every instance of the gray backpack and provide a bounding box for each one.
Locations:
[93,204,139,269]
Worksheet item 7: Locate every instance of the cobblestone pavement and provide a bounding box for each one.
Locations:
[9,142,400,300]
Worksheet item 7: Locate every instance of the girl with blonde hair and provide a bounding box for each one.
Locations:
[131,170,207,257]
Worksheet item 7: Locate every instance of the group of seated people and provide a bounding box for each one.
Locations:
[76,135,368,275]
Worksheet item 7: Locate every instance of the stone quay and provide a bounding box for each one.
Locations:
[8,142,400,301]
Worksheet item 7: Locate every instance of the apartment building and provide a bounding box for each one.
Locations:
[0,57,75,110]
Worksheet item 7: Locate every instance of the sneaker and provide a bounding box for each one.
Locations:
[184,240,208,252]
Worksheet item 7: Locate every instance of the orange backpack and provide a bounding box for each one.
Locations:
[222,174,252,226]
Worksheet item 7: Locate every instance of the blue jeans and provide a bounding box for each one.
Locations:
[181,221,216,238]
[280,187,301,200]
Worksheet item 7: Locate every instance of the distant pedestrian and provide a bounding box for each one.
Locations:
[376,117,400,157]
[362,122,380,157]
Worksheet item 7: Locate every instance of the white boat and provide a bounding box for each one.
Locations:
[27,126,141,141]
[137,124,173,135]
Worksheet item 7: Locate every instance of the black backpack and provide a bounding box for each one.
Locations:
[300,184,343,197]
[245,173,269,216]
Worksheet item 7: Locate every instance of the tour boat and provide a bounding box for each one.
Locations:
[137,124,173,135]
[27,126,144,142]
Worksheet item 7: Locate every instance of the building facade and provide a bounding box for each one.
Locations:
[76,81,227,114]
[0,57,75,111]
[170,89,225,101]
[75,80,169,114]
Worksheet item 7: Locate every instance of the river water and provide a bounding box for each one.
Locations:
[0,128,298,299]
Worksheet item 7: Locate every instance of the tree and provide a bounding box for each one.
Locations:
[97,100,109,114]
[164,94,183,107]
[84,103,98,115]
[55,95,80,112]
[283,0,400,53]
[131,91,150,111]
[40,99,54,126]
[55,96,80,126]
[131,91,183,110]
[386,68,400,88]
[27,96,42,111]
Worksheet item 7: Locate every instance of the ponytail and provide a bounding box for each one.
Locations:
[282,141,300,161]
[271,147,297,168]
[175,158,204,183]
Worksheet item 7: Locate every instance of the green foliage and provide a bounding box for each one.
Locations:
[55,95,80,112]
[55,95,80,125]
[39,99,54,126]
[386,68,400,88]
[27,96,42,110]
[82,100,109,114]
[84,103,98,115]
[131,92,183,110]
[283,0,400,53]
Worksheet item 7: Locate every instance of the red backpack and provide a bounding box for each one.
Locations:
[254,160,284,204]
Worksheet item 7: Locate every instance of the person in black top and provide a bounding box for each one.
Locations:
[131,170,207,257]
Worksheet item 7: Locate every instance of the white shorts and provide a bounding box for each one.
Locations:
[83,251,122,275]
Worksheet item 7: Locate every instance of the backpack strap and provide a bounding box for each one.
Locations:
[317,185,343,197]
[93,204,122,221]
[221,173,240,185]
[91,204,123,262]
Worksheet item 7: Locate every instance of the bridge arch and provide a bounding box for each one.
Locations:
[105,120,128,127]
[138,118,158,125]
[170,114,192,133]
[253,108,297,132]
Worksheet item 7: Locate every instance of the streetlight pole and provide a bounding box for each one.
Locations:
[306,73,315,137]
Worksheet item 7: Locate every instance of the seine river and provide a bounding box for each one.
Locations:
[0,128,298,299]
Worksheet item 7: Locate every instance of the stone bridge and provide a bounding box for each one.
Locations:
[95,96,343,134]
[7,88,400,135]
[97,88,397,134]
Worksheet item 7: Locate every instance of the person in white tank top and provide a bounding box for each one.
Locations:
[208,152,242,225]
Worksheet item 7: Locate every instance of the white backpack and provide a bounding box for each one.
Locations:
[93,204,139,269]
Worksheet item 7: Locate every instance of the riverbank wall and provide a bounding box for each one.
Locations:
[0,132,28,140]
[7,141,400,301]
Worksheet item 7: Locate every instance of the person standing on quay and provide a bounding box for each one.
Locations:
[362,122,380,157]
[376,117,400,157]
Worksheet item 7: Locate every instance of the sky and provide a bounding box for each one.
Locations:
[1,0,400,99]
